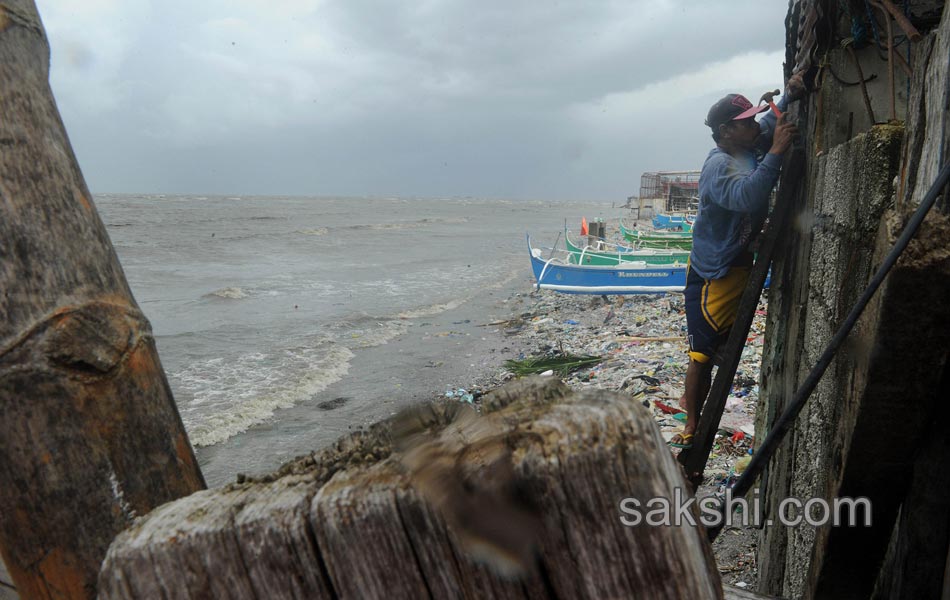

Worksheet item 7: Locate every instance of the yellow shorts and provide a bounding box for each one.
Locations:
[684,266,750,363]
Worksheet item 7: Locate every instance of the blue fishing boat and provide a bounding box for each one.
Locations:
[652,212,695,231]
[528,235,686,295]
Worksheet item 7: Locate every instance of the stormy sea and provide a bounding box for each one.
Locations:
[98,194,612,485]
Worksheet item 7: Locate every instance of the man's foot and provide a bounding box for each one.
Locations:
[668,433,694,449]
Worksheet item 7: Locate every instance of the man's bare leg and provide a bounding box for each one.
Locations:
[672,358,713,445]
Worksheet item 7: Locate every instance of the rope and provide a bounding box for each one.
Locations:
[838,0,869,48]
[851,17,869,47]
[707,159,950,542]
[865,0,886,49]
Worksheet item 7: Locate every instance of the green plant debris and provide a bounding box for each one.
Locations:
[505,353,603,377]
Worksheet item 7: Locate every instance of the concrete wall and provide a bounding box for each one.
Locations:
[757,2,950,598]
[757,125,902,599]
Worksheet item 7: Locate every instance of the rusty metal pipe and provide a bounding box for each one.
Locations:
[876,0,922,41]
[891,43,913,77]
[867,1,913,76]
[868,0,897,121]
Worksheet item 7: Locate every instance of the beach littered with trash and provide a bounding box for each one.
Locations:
[504,289,763,586]
[459,239,766,589]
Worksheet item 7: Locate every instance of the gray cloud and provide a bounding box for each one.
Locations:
[38,0,789,199]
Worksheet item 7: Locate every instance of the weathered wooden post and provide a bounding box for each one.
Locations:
[99,378,727,600]
[0,2,205,597]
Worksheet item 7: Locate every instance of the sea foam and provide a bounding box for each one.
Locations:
[175,343,354,447]
[206,287,250,299]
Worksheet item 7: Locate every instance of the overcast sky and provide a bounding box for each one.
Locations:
[36,0,789,200]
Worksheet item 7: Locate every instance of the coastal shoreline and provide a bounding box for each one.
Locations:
[456,215,766,588]
[195,266,539,487]
[201,215,763,587]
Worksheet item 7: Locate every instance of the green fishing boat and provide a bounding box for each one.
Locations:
[565,229,689,266]
[619,219,693,250]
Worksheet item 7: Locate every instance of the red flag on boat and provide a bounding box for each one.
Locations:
[580,217,588,236]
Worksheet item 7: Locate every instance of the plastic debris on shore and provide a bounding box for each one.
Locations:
[485,286,766,483]
[444,388,475,403]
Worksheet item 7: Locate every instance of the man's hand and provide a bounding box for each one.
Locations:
[786,71,808,102]
[769,113,798,155]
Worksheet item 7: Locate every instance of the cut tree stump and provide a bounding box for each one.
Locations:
[100,377,725,599]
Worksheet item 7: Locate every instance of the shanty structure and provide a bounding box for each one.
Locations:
[633,170,700,218]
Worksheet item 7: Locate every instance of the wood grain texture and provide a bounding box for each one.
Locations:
[0,2,205,597]
[101,378,725,599]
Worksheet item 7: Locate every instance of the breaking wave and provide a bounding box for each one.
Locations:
[326,317,411,349]
[205,287,249,300]
[394,267,520,319]
[176,343,355,447]
[396,299,468,319]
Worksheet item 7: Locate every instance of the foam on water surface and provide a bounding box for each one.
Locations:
[97,193,611,465]
[175,343,355,447]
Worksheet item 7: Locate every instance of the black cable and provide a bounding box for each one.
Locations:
[707,159,950,542]
[825,63,877,86]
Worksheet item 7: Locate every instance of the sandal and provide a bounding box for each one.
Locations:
[668,433,694,449]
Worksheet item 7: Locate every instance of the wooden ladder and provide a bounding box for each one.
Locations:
[677,148,804,487]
